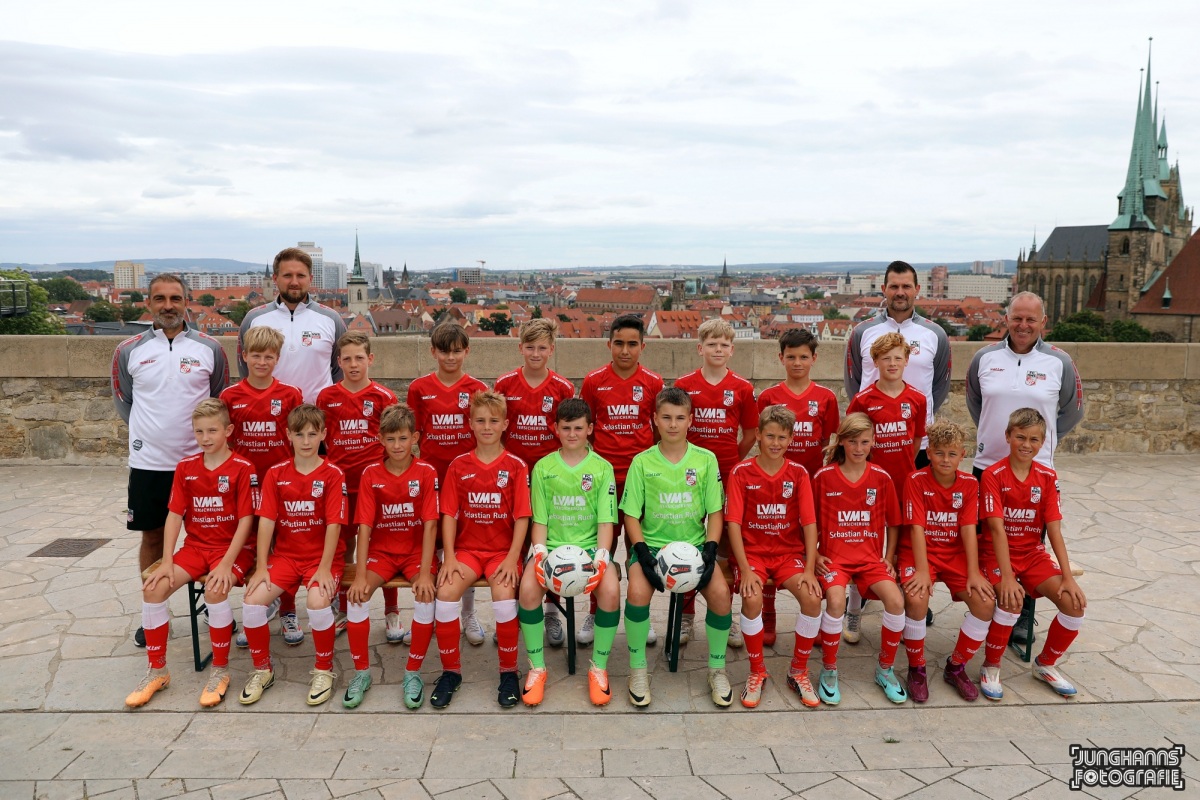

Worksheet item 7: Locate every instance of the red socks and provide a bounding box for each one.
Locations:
[435,617,462,673]
[145,623,169,670]
[497,618,519,673]
[383,586,399,614]
[209,624,232,669]
[246,624,272,671]
[406,620,435,672]
[347,618,370,671]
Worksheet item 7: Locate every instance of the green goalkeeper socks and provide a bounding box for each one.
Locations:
[706,608,732,670]
[625,603,651,669]
[592,607,621,670]
[518,605,545,669]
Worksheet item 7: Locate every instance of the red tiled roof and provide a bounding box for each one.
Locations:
[1131,230,1200,315]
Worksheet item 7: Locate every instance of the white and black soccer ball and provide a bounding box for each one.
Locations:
[544,544,595,597]
[656,541,704,594]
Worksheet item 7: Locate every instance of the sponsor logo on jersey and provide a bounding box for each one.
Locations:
[408,480,421,497]
[900,402,912,420]
[757,503,787,516]
[554,495,586,507]
[606,404,639,417]
[723,389,735,407]
[432,413,464,426]
[838,510,870,523]
[1030,486,1042,503]
[271,398,282,416]
[685,468,697,486]
[194,496,224,509]
[518,414,547,427]
[132,439,143,451]
[245,420,276,433]
[695,407,726,420]
[383,502,415,516]
[978,441,985,453]
[458,392,470,409]
[340,419,368,432]
[469,492,501,505]
[1005,508,1036,521]
[497,470,509,488]
[1026,370,1046,385]
[284,500,316,513]
[876,421,906,434]
[218,475,230,494]
[312,480,324,498]
[581,473,593,492]
[865,488,876,506]
[632,385,643,402]
[179,356,200,374]
[138,358,157,366]
[232,403,248,410]
[659,491,693,504]
[928,511,958,526]
[952,491,963,508]
[909,339,921,355]
[363,400,374,417]
[794,420,813,436]
[808,400,819,417]
[782,481,794,498]
[541,395,554,413]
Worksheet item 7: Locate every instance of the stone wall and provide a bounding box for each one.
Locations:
[1,336,1198,464]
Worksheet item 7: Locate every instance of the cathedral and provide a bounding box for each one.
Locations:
[1017,45,1195,339]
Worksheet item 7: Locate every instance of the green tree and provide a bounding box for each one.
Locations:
[199,293,217,307]
[661,296,673,311]
[119,301,144,323]
[450,287,468,304]
[967,324,992,341]
[1060,310,1107,337]
[933,317,957,338]
[0,270,65,335]
[804,290,825,300]
[42,276,91,302]
[557,313,571,323]
[479,312,513,336]
[226,301,252,326]
[1046,322,1104,342]
[823,306,848,320]
[85,300,121,323]
[127,290,144,303]
[531,305,543,319]
[1108,319,1152,342]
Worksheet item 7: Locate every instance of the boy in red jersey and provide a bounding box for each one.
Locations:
[126,399,256,709]
[495,318,576,645]
[675,318,758,647]
[726,405,822,708]
[898,421,996,703]
[430,390,532,709]
[222,326,305,647]
[407,322,489,643]
[343,404,440,709]
[317,331,400,637]
[580,314,664,643]
[844,332,926,644]
[812,413,908,705]
[239,404,348,707]
[756,328,840,647]
[977,408,1086,699]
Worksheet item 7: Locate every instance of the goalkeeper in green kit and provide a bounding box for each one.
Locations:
[620,386,733,708]
[519,398,620,707]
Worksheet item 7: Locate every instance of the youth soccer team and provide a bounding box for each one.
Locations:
[126,314,1088,711]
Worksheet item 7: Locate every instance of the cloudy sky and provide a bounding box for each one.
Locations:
[3,2,1197,270]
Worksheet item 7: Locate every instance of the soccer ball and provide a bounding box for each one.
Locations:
[544,545,595,597]
[656,541,705,593]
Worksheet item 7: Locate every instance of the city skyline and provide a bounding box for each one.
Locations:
[3,3,1197,268]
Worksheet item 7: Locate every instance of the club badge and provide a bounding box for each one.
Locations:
[301,331,320,346]
[458,392,470,409]
[408,480,420,498]
[909,339,921,355]
[218,475,230,494]
[1026,370,1045,385]
[312,480,324,498]
[363,400,374,417]
[270,398,282,416]
[808,400,819,417]
[179,356,200,374]
[541,395,554,413]
[497,470,509,488]
[685,468,697,487]
[903,566,916,579]
[900,402,912,420]
[1031,486,1042,503]
[952,491,963,509]
[581,473,593,492]
[782,480,794,499]
[866,488,877,506]
[632,385,643,402]
[723,389,735,407]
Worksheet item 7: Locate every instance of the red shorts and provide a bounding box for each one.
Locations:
[173,543,255,583]
[897,547,970,597]
[456,549,522,582]
[982,546,1061,598]
[266,553,344,594]
[819,559,894,601]
[733,553,811,590]
[365,551,435,582]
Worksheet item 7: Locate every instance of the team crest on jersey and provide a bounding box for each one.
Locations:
[685,468,697,487]
[408,480,420,498]
[632,385,643,402]
[270,399,282,416]
[866,488,876,506]
[900,402,912,420]
[1031,486,1042,503]
[909,339,921,355]
[581,473,593,492]
[952,491,963,509]
[723,390,735,407]
[808,400,819,417]
[312,480,324,498]
[782,481,794,499]
[218,475,230,494]
[1026,370,1045,385]
[541,395,554,413]
[301,331,320,346]
[497,470,509,488]
[363,400,374,417]
[179,356,200,374]
[902,565,916,579]
[458,392,470,409]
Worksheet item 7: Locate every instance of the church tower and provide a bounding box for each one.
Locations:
[718,259,731,293]
[347,231,371,316]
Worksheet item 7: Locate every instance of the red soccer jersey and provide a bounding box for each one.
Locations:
[979,459,1062,560]
[846,382,927,495]
[494,368,576,468]
[354,460,440,558]
[407,372,489,481]
[812,463,901,567]
[258,459,348,565]
[580,363,664,483]
[221,378,304,482]
[901,468,980,559]
[675,368,758,479]
[725,458,817,559]
[167,452,256,551]
[757,381,840,478]
[441,450,532,554]
[317,381,399,493]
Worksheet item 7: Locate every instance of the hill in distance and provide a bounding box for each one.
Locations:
[3,259,267,274]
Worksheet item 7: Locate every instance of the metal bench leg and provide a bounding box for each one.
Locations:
[666,592,685,673]
[565,597,577,675]
[189,581,212,672]
[1009,596,1036,663]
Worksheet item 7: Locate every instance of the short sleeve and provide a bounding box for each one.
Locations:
[703,454,724,515]
[902,475,925,527]
[796,469,817,528]
[738,384,758,430]
[1042,472,1063,523]
[512,459,533,519]
[440,461,460,519]
[723,469,745,525]
[821,391,840,441]
[326,472,348,526]
[420,467,440,522]
[597,461,617,525]
[257,467,280,521]
[167,467,189,517]
[883,477,901,527]
[354,469,377,527]
[530,462,550,526]
[235,463,255,520]
[980,469,1003,519]
[618,455,645,518]
[959,477,980,528]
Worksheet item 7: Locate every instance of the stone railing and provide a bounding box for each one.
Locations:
[1,336,1197,464]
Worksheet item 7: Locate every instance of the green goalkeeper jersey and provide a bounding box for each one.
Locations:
[619,443,723,548]
[531,450,617,549]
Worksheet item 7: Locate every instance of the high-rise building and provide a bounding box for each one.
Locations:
[113,261,146,291]
[321,262,348,291]
[296,241,327,288]
[454,267,482,285]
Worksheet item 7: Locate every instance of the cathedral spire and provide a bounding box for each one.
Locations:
[1111,48,1157,231]
[400,261,409,286]
[352,230,363,277]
